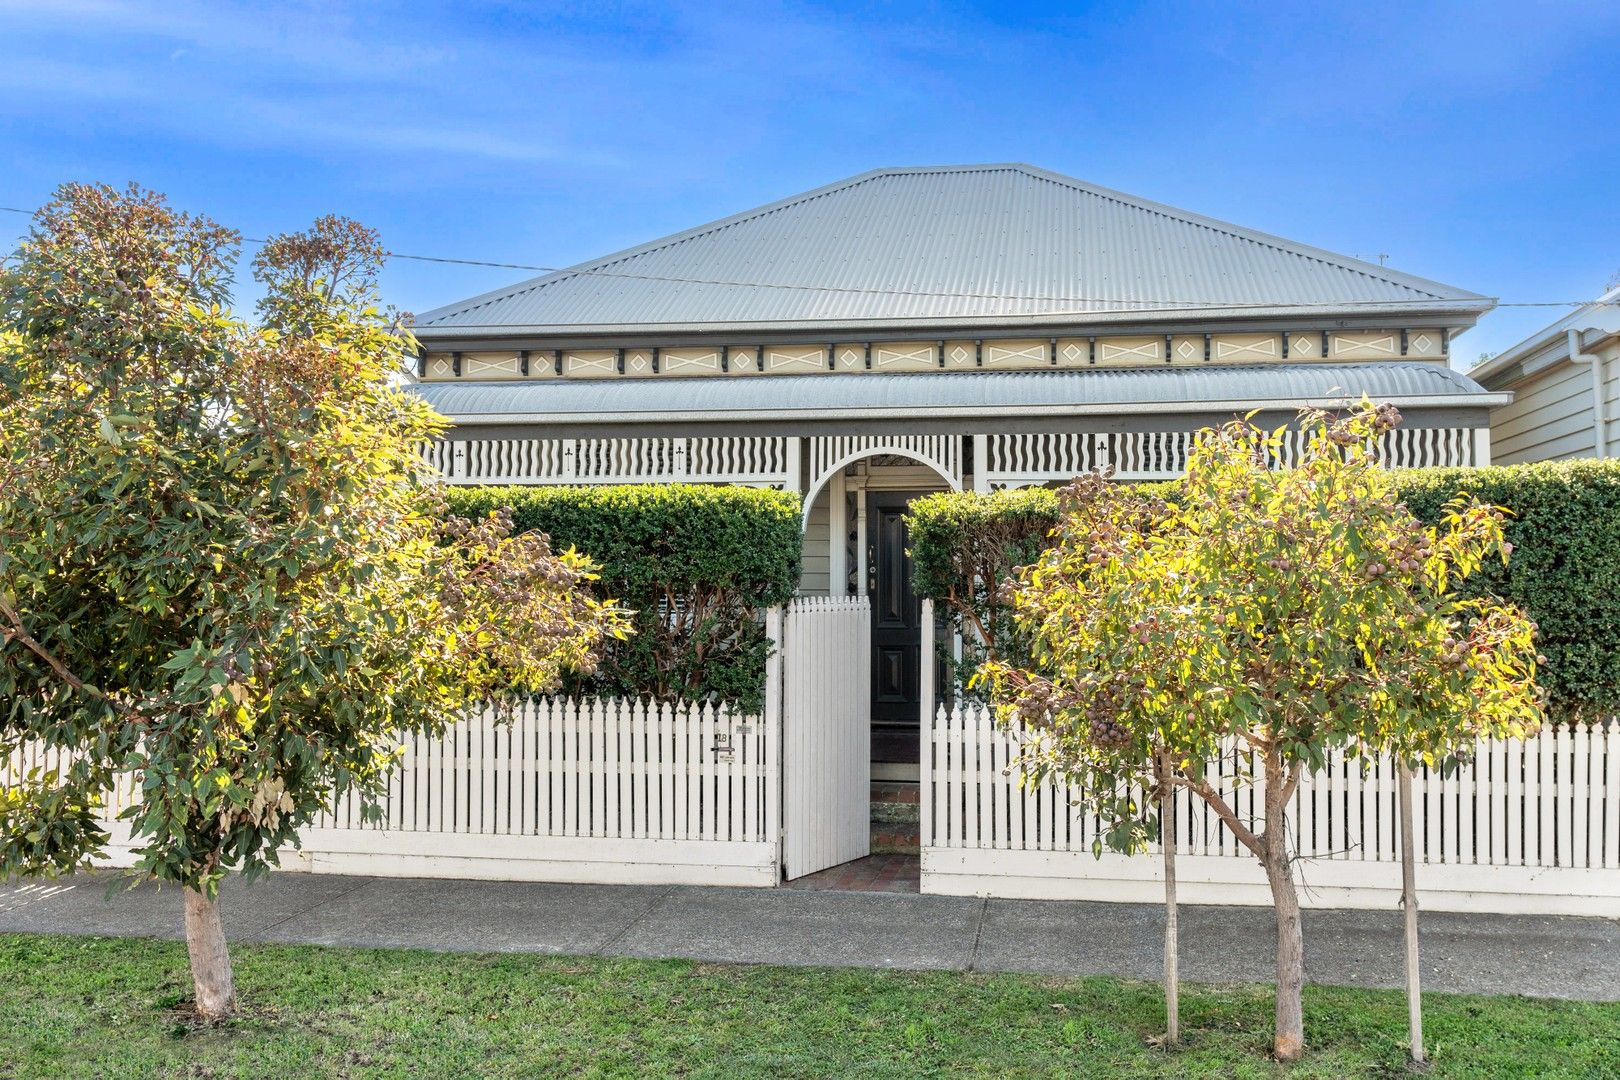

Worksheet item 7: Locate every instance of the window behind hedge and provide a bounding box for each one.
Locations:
[443,484,802,710]
[909,461,1620,718]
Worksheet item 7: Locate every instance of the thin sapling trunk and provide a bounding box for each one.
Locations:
[183,887,237,1020]
[1161,755,1180,1047]
[1399,763,1426,1065]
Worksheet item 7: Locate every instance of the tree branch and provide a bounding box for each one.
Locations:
[946,582,994,655]
[1278,761,1304,808]
[1176,773,1266,859]
[0,596,92,692]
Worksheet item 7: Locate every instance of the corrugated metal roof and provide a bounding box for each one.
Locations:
[412,363,1503,425]
[415,164,1491,337]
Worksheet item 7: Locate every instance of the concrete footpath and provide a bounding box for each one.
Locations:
[2,871,1616,1001]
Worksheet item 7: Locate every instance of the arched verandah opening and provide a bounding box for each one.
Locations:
[798,442,962,775]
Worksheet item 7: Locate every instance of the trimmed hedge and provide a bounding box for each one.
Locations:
[443,484,802,709]
[908,488,1060,688]
[908,460,1620,716]
[1393,460,1620,717]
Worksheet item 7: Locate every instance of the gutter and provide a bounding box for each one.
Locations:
[412,301,1495,345]
[431,392,1514,427]
[1567,328,1608,458]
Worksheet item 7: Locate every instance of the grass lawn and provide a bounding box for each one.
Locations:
[0,934,1615,1078]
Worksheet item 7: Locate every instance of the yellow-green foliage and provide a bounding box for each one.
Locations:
[979,408,1543,852]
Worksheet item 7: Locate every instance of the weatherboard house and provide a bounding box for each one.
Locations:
[410,163,1502,779]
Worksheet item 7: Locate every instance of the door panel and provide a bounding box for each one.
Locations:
[866,491,941,764]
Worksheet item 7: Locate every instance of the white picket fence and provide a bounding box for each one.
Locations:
[5,696,781,887]
[3,598,876,890]
[922,702,1620,915]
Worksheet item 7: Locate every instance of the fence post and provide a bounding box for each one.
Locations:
[765,605,785,871]
[920,598,935,851]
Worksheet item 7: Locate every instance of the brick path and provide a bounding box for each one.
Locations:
[783,854,920,893]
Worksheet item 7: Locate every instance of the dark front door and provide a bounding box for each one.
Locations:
[867,491,932,764]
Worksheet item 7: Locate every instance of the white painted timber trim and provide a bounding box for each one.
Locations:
[921,848,1620,917]
[306,829,778,887]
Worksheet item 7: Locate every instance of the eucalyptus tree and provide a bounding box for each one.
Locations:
[0,185,626,1018]
[984,404,1542,1061]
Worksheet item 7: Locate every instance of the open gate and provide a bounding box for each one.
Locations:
[779,596,871,879]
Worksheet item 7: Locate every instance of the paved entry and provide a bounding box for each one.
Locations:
[781,596,871,879]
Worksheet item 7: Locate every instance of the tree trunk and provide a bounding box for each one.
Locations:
[1262,778,1305,1063]
[1262,854,1305,1061]
[1399,764,1425,1065]
[183,887,237,1020]
[1161,762,1180,1047]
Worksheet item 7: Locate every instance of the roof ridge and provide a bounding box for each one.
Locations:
[415,164,1490,329]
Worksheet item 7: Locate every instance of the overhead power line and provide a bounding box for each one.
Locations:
[1,203,1613,312]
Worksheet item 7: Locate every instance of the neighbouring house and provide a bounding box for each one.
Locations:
[1470,284,1620,463]
[409,163,1504,781]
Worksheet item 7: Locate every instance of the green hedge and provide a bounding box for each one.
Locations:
[1392,460,1620,716]
[444,484,802,709]
[907,488,1060,689]
[908,460,1620,716]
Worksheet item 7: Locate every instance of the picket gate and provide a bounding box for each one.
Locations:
[780,596,872,878]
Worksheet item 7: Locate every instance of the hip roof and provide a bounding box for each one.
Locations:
[414,164,1491,338]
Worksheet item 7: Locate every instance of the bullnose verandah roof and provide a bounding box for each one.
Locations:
[415,363,1504,426]
[413,164,1491,338]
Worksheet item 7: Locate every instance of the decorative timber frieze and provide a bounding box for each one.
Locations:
[418,328,1449,382]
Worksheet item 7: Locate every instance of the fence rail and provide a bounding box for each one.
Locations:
[922,702,1620,914]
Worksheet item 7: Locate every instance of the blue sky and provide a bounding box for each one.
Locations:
[2,0,1617,362]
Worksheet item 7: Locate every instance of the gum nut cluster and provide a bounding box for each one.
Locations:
[1366,526,1434,579]
[1088,707,1132,748]
[1008,682,1056,728]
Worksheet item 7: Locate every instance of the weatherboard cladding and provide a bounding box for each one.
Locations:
[412,363,1495,422]
[415,165,1489,335]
